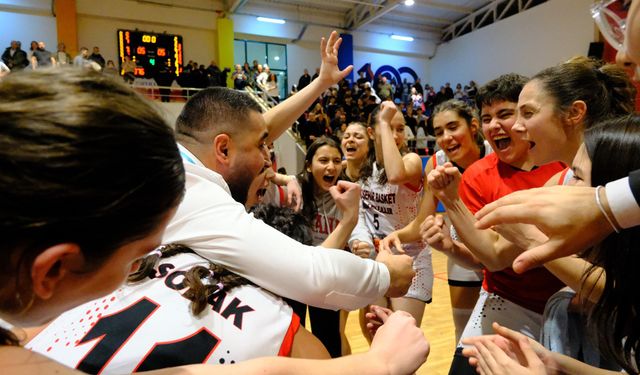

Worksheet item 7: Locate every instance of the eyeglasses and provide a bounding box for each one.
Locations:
[591,0,626,51]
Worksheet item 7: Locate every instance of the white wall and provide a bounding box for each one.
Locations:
[0,0,56,53]
[76,0,219,66]
[428,0,595,88]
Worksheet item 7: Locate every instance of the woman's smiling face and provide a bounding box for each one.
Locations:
[433,109,478,165]
[513,79,568,166]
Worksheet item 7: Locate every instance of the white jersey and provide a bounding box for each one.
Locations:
[27,253,299,374]
[435,140,492,284]
[359,162,423,256]
[355,163,434,302]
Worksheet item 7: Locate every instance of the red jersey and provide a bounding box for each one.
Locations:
[459,153,566,314]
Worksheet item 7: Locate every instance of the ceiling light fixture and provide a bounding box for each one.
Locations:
[390,34,414,42]
[257,17,286,24]
[404,0,415,6]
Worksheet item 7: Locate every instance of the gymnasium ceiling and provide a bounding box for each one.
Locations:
[135,0,547,43]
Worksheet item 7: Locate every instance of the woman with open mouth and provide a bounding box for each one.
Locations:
[347,101,433,342]
[513,56,635,175]
[380,99,492,342]
[288,136,361,358]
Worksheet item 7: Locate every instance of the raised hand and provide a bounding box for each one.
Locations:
[426,162,462,205]
[317,31,354,88]
[378,100,398,126]
[329,180,361,222]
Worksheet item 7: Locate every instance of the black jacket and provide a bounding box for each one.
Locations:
[2,47,28,70]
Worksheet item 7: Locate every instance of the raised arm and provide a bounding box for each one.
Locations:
[428,163,521,271]
[264,31,353,143]
[376,102,423,187]
[381,158,438,252]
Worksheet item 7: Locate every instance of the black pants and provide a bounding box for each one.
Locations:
[285,299,341,358]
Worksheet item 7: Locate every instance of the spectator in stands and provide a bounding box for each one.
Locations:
[330,109,348,135]
[312,67,320,81]
[453,83,465,100]
[205,60,222,87]
[298,68,312,90]
[155,64,174,103]
[466,80,478,101]
[404,104,417,135]
[27,40,38,67]
[393,77,403,102]
[103,59,119,78]
[356,70,369,89]
[424,85,436,113]
[256,64,268,88]
[414,107,428,130]
[413,77,424,96]
[434,86,448,106]
[444,82,454,100]
[377,76,393,100]
[265,72,280,102]
[233,64,248,90]
[326,95,338,118]
[250,59,259,78]
[89,46,105,69]
[55,42,71,66]
[410,86,423,110]
[73,47,90,69]
[301,102,331,147]
[122,55,136,83]
[2,40,28,71]
[30,41,55,69]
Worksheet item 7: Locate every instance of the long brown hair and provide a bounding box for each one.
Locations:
[128,244,252,316]
[0,69,185,345]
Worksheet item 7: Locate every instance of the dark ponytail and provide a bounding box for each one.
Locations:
[533,56,636,130]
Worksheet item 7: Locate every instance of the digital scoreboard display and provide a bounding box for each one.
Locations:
[117,29,183,78]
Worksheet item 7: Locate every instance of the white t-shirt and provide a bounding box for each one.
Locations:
[163,145,390,311]
[27,252,298,374]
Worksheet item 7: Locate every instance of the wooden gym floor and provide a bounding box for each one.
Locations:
[344,250,456,374]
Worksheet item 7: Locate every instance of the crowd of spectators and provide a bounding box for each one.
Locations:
[1,40,116,76]
[291,68,479,156]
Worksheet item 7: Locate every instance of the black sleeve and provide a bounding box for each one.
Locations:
[630,169,640,206]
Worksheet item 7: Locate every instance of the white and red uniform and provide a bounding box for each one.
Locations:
[433,140,493,286]
[351,162,433,302]
[457,153,566,343]
[27,252,299,374]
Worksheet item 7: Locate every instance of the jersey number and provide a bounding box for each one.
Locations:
[76,298,221,373]
[373,213,380,230]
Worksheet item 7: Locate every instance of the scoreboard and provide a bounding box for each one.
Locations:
[117,29,183,78]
